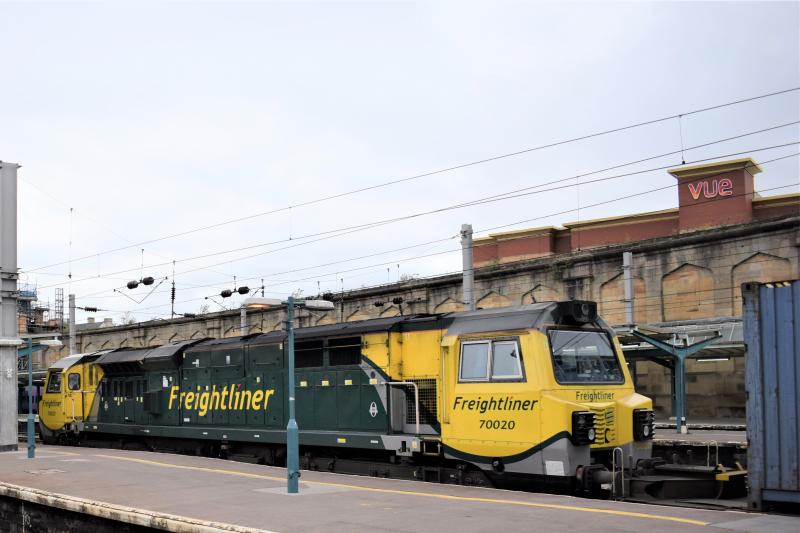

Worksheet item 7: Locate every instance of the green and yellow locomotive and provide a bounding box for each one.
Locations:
[39,301,655,492]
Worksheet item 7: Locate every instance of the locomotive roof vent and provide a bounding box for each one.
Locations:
[555,300,597,324]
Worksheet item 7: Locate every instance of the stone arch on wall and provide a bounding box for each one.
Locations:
[661,263,715,321]
[269,320,284,332]
[189,330,203,339]
[731,253,793,316]
[599,273,646,325]
[433,298,464,313]
[168,332,180,342]
[222,325,239,338]
[119,337,130,348]
[476,291,512,309]
[379,305,401,317]
[83,341,95,352]
[147,335,161,347]
[315,313,337,326]
[346,309,371,322]
[521,284,560,304]
[99,339,111,349]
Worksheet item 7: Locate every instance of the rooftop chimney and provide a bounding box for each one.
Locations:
[86,317,95,324]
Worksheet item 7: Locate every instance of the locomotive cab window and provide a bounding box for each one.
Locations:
[68,373,81,391]
[548,329,623,384]
[459,339,523,382]
[46,372,62,393]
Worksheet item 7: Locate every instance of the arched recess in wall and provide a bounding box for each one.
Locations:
[476,291,512,309]
[433,298,464,313]
[379,305,401,317]
[83,341,95,352]
[521,284,560,304]
[315,313,337,326]
[599,273,646,325]
[269,320,284,332]
[119,337,130,348]
[661,263,715,321]
[147,335,161,347]
[731,253,793,316]
[189,330,203,339]
[168,332,179,342]
[346,309,371,322]
[99,340,111,349]
[222,325,239,338]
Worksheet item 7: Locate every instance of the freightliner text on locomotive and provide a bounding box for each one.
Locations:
[38,300,657,494]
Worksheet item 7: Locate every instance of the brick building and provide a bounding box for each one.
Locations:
[40,157,799,419]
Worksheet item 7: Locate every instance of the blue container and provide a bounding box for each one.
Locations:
[743,280,800,510]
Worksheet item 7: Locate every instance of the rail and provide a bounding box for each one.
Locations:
[384,381,420,435]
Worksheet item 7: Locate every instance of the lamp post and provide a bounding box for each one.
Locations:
[243,296,333,493]
[284,296,299,493]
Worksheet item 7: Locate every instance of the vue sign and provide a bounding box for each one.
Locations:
[687,178,733,200]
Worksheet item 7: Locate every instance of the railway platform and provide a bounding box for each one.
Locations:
[1,446,798,533]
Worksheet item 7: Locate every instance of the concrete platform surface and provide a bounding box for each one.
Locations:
[0,446,797,533]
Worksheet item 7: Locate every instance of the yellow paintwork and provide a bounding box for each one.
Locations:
[39,360,104,433]
[365,326,651,461]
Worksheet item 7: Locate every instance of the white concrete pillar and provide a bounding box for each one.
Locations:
[0,161,21,452]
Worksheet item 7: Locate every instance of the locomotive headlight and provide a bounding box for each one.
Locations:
[571,411,596,446]
[633,409,655,441]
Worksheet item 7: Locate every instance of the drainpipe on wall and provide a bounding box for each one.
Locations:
[461,224,475,311]
[623,252,634,325]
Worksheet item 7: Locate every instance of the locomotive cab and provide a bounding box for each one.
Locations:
[440,301,653,491]
[541,304,654,491]
[39,352,104,444]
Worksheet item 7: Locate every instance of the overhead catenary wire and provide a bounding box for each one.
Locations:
[83,184,798,302]
[74,243,798,314]
[76,179,799,317]
[34,137,800,292]
[24,87,799,274]
[98,243,793,313]
[68,154,798,304]
[27,120,800,279]
[88,281,766,319]
[90,243,795,322]
[66,152,800,310]
[18,176,231,280]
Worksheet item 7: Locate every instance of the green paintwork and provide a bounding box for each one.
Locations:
[91,339,391,450]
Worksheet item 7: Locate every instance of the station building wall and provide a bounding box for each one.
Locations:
[46,158,799,420]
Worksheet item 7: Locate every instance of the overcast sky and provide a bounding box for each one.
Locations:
[3,1,798,323]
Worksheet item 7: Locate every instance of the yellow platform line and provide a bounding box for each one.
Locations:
[95,454,709,527]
